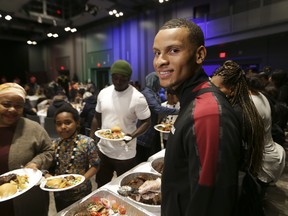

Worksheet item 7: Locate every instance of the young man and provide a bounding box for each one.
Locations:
[90,60,151,187]
[153,18,242,216]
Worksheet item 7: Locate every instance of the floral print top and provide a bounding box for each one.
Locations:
[51,133,100,201]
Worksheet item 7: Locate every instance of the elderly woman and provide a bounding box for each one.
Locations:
[0,83,54,216]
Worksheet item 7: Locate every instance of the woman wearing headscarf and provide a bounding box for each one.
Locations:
[0,83,54,216]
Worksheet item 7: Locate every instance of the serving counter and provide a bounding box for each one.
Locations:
[56,149,165,216]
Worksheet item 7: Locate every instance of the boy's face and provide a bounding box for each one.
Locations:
[55,112,78,139]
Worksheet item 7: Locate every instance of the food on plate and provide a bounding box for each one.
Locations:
[118,174,161,205]
[0,173,17,186]
[157,123,172,132]
[0,173,29,199]
[0,183,18,198]
[98,127,125,140]
[111,126,122,132]
[45,175,83,189]
[45,178,63,188]
[68,196,127,215]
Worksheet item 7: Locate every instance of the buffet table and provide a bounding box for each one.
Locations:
[56,149,166,216]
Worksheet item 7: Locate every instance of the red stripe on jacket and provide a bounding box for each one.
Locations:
[194,91,220,186]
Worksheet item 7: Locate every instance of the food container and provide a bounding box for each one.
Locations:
[150,157,164,175]
[60,188,154,216]
[119,172,161,214]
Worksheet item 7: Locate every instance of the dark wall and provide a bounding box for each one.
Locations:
[205,31,288,72]
[0,40,29,83]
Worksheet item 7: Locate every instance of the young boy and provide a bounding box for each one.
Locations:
[50,103,100,212]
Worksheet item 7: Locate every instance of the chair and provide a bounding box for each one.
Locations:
[26,114,41,124]
[44,117,58,139]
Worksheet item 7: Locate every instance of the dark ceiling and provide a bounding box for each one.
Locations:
[0,0,174,43]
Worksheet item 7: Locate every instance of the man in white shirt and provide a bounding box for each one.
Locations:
[90,59,151,187]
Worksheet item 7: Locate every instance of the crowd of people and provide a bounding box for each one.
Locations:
[0,17,287,216]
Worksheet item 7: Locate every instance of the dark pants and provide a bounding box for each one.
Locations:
[54,196,77,213]
[96,150,136,188]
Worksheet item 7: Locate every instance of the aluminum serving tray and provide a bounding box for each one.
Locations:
[119,172,161,214]
[59,188,155,216]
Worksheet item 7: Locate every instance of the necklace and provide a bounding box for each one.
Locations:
[55,135,79,174]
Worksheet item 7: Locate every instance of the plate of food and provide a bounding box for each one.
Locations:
[154,123,172,133]
[40,174,85,192]
[0,168,42,202]
[95,126,126,141]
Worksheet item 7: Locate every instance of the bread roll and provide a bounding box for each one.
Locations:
[45,178,63,188]
[111,126,122,132]
[0,183,18,198]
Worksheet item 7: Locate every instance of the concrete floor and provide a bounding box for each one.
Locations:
[48,136,288,216]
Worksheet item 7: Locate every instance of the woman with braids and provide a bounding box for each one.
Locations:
[246,74,286,185]
[211,60,285,215]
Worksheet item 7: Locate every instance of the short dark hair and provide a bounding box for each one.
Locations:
[54,103,79,122]
[160,18,205,47]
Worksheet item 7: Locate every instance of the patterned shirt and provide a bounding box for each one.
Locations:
[52,133,100,201]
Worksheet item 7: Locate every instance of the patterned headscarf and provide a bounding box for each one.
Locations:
[0,83,26,102]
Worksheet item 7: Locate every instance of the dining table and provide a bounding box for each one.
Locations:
[56,149,166,216]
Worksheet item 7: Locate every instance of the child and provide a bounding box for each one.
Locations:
[50,103,100,212]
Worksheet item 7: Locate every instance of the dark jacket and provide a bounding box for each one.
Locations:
[137,72,178,148]
[47,99,68,117]
[161,68,242,216]
[80,95,97,130]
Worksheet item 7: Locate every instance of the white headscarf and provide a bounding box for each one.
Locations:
[0,83,26,102]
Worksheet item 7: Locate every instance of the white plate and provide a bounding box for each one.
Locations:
[0,168,42,202]
[154,124,171,134]
[95,129,126,141]
[40,174,85,192]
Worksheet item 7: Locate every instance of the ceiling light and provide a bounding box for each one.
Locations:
[0,14,2,18]
[71,28,77,33]
[53,34,58,38]
[108,9,124,17]
[47,33,53,37]
[5,15,12,21]
[27,40,37,45]
[65,27,71,31]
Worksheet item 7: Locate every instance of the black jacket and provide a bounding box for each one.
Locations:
[161,68,242,216]
[47,99,68,117]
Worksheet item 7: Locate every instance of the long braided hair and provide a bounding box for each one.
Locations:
[213,60,264,175]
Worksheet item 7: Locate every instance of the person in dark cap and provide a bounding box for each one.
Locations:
[90,59,151,187]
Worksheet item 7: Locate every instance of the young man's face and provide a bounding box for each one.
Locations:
[111,74,130,92]
[153,27,203,90]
